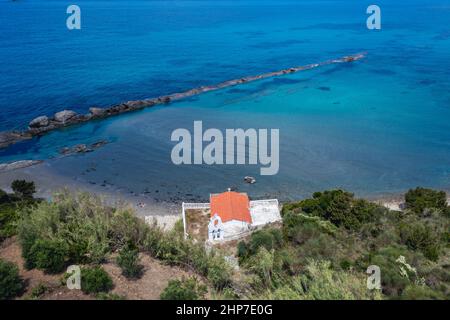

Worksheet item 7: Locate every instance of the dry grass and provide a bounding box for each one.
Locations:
[185,208,210,242]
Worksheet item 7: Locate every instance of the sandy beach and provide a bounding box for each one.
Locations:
[0,160,181,230]
[1,159,448,226]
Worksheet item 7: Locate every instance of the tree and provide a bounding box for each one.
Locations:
[160,277,207,300]
[0,259,23,300]
[11,180,36,199]
[0,188,9,204]
[81,266,113,294]
[117,243,143,279]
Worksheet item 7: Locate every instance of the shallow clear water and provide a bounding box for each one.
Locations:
[0,0,449,201]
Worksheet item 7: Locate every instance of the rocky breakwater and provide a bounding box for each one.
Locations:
[0,53,366,150]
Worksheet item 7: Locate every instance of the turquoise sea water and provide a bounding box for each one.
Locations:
[0,0,449,201]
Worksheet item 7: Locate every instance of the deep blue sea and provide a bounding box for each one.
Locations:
[0,0,449,201]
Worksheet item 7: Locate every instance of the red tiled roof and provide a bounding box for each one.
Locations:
[210,191,251,223]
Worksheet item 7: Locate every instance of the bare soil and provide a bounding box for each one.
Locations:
[0,237,199,300]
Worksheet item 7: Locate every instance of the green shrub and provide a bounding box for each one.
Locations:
[0,203,18,241]
[17,191,151,266]
[283,190,385,230]
[96,292,126,300]
[248,247,283,288]
[29,282,48,299]
[160,277,207,300]
[81,266,113,294]
[28,239,68,274]
[11,180,36,199]
[357,245,423,297]
[116,243,143,279]
[0,188,9,204]
[0,259,23,300]
[237,228,284,269]
[398,221,441,261]
[207,254,232,290]
[400,285,445,300]
[405,187,448,215]
[257,260,382,300]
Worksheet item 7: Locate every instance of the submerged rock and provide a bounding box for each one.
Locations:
[59,140,108,156]
[60,144,92,155]
[0,131,32,148]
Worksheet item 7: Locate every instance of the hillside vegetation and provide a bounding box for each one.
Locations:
[0,183,448,300]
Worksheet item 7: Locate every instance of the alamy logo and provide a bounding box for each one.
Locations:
[66,265,81,290]
[366,5,381,30]
[171,121,279,175]
[66,5,81,30]
[366,265,381,290]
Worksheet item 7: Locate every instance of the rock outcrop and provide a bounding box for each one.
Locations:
[89,107,106,117]
[54,110,77,123]
[29,116,49,128]
[0,160,43,172]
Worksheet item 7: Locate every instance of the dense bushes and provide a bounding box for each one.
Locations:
[0,181,38,243]
[17,191,149,267]
[237,228,283,262]
[398,220,441,261]
[405,187,447,214]
[117,243,143,279]
[258,260,382,300]
[0,259,23,300]
[160,277,207,300]
[0,203,18,241]
[282,190,386,230]
[27,239,68,273]
[241,187,449,300]
[17,191,232,293]
[81,266,113,294]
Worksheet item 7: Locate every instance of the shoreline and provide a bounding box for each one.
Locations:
[0,161,181,230]
[1,160,448,225]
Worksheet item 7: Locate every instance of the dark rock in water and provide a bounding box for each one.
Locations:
[0,131,32,148]
[91,140,108,149]
[244,176,256,184]
[158,96,171,104]
[60,144,92,155]
[54,110,77,123]
[59,140,108,156]
[28,123,58,135]
[29,116,49,128]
